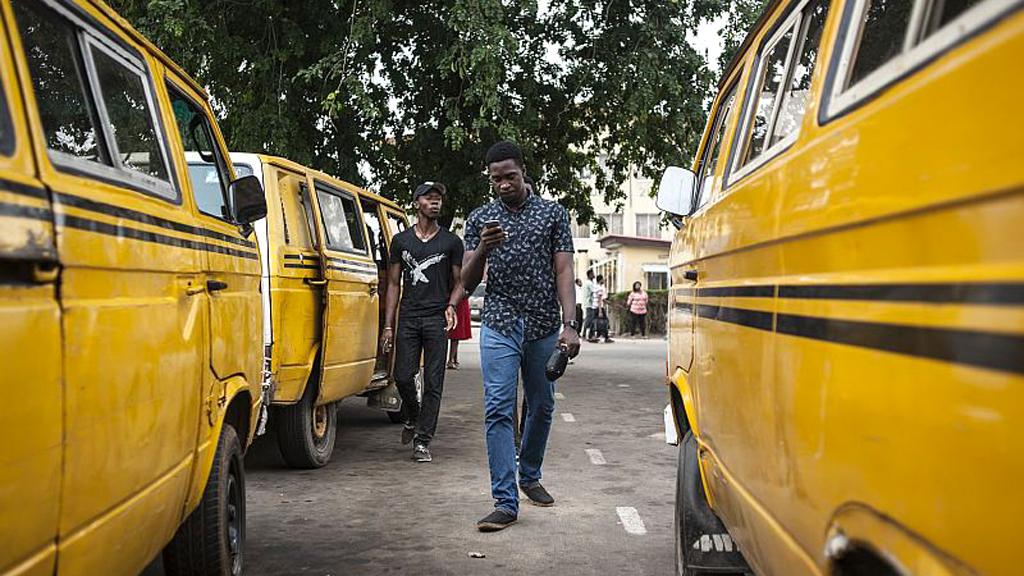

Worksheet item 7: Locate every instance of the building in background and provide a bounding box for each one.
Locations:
[572,164,672,293]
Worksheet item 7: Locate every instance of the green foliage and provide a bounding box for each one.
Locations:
[717,0,771,72]
[607,289,668,335]
[110,0,725,222]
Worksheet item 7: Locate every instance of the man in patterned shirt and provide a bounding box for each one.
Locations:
[463,140,581,531]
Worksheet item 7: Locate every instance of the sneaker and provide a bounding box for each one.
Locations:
[401,423,416,445]
[412,443,432,462]
[476,509,517,532]
[520,482,555,507]
[604,338,615,343]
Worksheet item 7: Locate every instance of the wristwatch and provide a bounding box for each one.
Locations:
[562,320,579,331]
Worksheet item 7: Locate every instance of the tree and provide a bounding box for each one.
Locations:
[110,0,723,224]
[717,0,770,72]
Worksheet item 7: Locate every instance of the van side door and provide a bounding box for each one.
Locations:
[310,180,379,402]
[9,2,203,573]
[0,8,61,575]
[164,80,262,405]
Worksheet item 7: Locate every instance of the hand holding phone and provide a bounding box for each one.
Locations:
[480,219,507,253]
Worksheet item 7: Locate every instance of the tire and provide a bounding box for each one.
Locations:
[163,424,245,576]
[675,431,749,576]
[275,376,337,469]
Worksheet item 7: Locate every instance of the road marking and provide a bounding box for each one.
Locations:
[554,392,565,400]
[617,384,630,388]
[585,448,606,465]
[561,413,576,422]
[616,507,647,535]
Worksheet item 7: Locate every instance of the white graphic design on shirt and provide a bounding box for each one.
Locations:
[402,250,446,286]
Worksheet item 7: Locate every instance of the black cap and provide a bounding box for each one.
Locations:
[413,181,446,200]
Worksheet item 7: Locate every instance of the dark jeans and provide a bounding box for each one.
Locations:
[583,307,597,339]
[394,314,447,445]
[629,312,647,336]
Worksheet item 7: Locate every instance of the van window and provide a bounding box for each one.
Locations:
[361,201,387,267]
[296,182,319,248]
[734,0,831,177]
[828,0,1006,116]
[772,0,829,145]
[14,0,103,163]
[695,82,738,210]
[169,85,231,220]
[385,212,407,239]
[848,0,914,85]
[89,45,169,182]
[315,184,367,254]
[743,29,793,166]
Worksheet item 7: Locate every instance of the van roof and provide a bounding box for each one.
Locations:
[87,0,208,99]
[246,153,406,213]
[718,0,785,89]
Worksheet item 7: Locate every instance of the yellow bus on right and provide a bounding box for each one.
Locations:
[657,0,1023,574]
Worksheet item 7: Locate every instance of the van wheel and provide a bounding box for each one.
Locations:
[276,380,337,469]
[675,431,749,576]
[163,424,245,576]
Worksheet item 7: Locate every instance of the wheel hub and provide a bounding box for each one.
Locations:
[312,404,328,439]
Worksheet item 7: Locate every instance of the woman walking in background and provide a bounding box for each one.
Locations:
[447,297,472,369]
[626,281,648,338]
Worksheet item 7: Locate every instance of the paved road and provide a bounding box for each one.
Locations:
[151,336,677,575]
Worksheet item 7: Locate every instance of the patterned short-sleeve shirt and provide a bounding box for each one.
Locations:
[464,194,575,340]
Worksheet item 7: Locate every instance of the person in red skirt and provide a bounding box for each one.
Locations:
[447,297,472,369]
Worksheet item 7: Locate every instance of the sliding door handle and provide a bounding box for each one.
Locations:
[207,280,229,292]
[304,278,327,287]
[684,270,698,282]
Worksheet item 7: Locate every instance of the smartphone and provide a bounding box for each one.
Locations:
[483,219,501,229]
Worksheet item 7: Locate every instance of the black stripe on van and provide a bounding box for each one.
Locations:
[328,265,378,275]
[283,254,320,261]
[697,285,775,298]
[778,283,1024,305]
[57,213,259,260]
[53,192,256,250]
[696,304,774,331]
[776,313,1024,375]
[0,200,52,221]
[326,257,377,272]
[0,179,49,201]
[283,263,319,270]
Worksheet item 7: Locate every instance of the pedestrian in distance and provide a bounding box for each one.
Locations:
[582,269,596,339]
[627,281,649,338]
[463,140,581,532]
[588,274,613,343]
[382,182,465,463]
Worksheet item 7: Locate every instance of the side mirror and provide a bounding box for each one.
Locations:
[229,174,267,226]
[656,166,696,217]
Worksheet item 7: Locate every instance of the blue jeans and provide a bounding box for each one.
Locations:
[480,319,558,516]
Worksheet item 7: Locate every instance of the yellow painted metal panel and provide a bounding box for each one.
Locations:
[667,2,1024,574]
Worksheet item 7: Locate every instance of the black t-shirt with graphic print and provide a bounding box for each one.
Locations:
[389,227,464,319]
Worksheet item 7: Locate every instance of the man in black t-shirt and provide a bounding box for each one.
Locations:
[382,182,465,462]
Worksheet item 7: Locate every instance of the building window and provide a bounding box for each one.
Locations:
[572,219,591,239]
[597,213,623,235]
[635,214,662,238]
[646,271,669,291]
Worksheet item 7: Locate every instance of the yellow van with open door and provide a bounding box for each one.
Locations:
[221,153,409,468]
[658,0,1023,574]
[0,1,266,574]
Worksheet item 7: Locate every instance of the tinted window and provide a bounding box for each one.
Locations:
[14,0,103,163]
[169,86,230,219]
[362,202,386,266]
[90,46,169,182]
[923,0,983,37]
[743,29,794,166]
[695,83,737,208]
[772,0,829,145]
[299,183,319,248]
[316,185,367,253]
[848,0,914,86]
